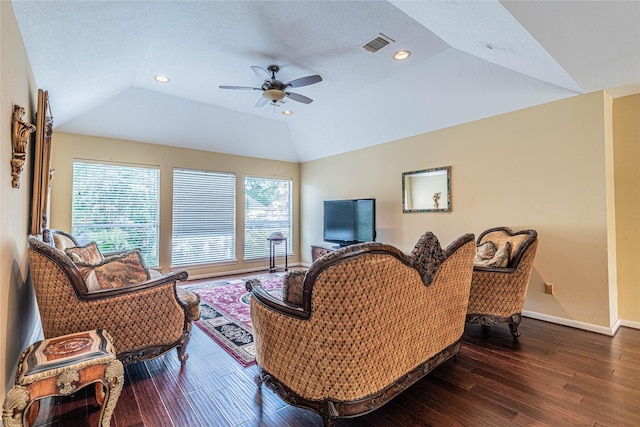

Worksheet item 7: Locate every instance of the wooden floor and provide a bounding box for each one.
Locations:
[32,275,640,426]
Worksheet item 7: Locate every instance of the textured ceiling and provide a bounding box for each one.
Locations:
[11,0,640,162]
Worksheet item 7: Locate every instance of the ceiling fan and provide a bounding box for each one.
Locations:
[219,65,322,108]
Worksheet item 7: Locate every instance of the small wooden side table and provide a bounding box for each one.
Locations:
[267,236,288,273]
[2,329,124,427]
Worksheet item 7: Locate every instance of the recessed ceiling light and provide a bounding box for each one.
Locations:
[154,75,170,83]
[282,110,293,116]
[393,50,411,61]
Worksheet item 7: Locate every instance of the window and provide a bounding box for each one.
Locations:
[172,168,236,266]
[244,177,292,260]
[72,161,160,266]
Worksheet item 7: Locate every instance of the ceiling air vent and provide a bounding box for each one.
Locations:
[361,33,395,53]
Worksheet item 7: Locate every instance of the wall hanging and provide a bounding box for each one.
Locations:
[11,105,36,188]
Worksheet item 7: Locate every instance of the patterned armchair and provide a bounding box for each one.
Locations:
[27,232,200,365]
[466,227,538,338]
[247,232,475,426]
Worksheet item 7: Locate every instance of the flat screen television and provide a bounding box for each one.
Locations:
[323,198,376,247]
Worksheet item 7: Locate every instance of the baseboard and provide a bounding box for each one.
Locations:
[522,310,620,336]
[620,319,640,330]
[186,262,305,281]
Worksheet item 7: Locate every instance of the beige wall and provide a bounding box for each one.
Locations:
[302,91,618,329]
[614,93,640,324]
[50,133,301,278]
[1,2,40,402]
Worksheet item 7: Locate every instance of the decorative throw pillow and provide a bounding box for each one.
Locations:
[474,241,512,268]
[282,270,306,306]
[474,241,497,264]
[65,242,103,264]
[76,249,150,291]
[52,233,77,251]
[489,241,512,267]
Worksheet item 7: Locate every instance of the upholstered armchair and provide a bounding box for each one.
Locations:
[466,227,538,338]
[28,233,200,365]
[247,232,475,426]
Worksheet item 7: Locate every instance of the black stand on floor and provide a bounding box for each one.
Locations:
[268,237,288,273]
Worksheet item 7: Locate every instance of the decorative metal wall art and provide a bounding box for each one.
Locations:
[11,105,36,188]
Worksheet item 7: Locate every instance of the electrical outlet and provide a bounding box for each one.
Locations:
[544,283,554,295]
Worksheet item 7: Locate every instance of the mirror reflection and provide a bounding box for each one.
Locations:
[402,166,451,212]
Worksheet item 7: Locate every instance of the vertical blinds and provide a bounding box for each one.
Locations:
[72,161,160,266]
[172,168,236,266]
[244,177,292,260]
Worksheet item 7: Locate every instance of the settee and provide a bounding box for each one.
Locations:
[247,231,475,426]
[28,230,200,365]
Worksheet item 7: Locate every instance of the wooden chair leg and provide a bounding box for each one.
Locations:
[509,313,522,339]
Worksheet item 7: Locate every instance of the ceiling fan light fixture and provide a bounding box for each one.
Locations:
[263,89,285,101]
[393,50,411,61]
[154,75,170,83]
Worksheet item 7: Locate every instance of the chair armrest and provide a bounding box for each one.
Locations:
[246,279,308,319]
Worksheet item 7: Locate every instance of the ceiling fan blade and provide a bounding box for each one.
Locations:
[285,92,313,104]
[219,85,260,90]
[285,75,322,88]
[251,66,270,81]
[255,97,269,108]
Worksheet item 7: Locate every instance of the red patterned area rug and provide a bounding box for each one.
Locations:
[183,273,285,367]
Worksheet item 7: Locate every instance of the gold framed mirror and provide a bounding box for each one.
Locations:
[402,166,451,213]
[30,89,53,235]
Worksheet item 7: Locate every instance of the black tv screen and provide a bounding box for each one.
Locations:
[323,198,376,246]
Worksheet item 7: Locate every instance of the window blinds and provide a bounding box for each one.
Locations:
[72,161,160,266]
[244,177,292,260]
[172,168,236,266]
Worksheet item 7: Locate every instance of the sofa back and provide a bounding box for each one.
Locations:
[251,232,475,401]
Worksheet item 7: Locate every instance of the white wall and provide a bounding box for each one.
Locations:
[302,91,617,330]
[1,1,40,402]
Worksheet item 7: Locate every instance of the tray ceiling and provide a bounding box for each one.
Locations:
[11,0,640,162]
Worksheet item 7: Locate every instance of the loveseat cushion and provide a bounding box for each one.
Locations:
[65,241,103,264]
[282,270,306,305]
[76,249,150,291]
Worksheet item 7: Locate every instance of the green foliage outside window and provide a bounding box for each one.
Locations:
[72,162,160,266]
[244,177,292,259]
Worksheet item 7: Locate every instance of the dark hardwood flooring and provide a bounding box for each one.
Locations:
[31,273,640,427]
